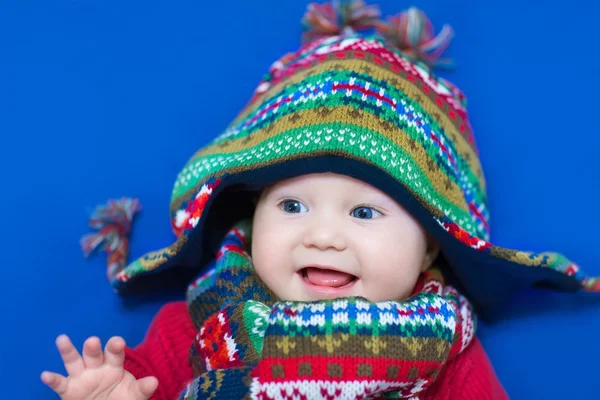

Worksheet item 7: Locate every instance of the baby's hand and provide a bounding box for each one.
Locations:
[41,335,157,400]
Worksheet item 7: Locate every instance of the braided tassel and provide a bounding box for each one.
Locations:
[301,0,381,44]
[583,277,600,291]
[377,7,454,69]
[80,197,141,281]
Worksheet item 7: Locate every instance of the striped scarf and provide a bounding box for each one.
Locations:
[179,219,476,400]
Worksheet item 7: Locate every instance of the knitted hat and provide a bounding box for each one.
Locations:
[84,1,599,313]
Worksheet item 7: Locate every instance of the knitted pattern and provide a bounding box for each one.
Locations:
[178,220,475,400]
[104,2,600,313]
[73,1,600,322]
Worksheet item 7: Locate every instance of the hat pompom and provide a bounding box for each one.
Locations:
[377,7,454,69]
[80,197,141,280]
[301,0,381,44]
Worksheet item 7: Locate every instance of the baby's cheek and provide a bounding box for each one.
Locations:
[250,244,267,277]
[252,250,285,294]
[364,265,419,302]
[252,254,269,282]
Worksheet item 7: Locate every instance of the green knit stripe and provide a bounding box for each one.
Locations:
[216,251,253,274]
[243,300,270,355]
[181,104,473,214]
[171,123,481,237]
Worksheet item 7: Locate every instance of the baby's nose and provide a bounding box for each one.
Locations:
[303,220,347,251]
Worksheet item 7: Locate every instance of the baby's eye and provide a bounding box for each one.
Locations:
[351,206,382,219]
[280,199,308,214]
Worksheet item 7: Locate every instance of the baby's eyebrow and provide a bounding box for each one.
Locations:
[261,188,295,203]
[355,196,394,210]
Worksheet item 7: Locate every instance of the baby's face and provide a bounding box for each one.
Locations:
[251,173,439,302]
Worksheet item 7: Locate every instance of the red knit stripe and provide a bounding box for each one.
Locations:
[254,355,442,382]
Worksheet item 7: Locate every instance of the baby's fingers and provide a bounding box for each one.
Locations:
[82,336,104,369]
[103,336,126,368]
[55,334,85,377]
[130,376,158,399]
[40,371,68,396]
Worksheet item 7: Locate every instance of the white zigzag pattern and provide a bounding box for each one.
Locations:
[268,297,457,331]
[250,378,428,400]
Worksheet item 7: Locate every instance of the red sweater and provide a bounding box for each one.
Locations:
[124,301,509,400]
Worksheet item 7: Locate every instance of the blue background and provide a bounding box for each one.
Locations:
[2,0,599,398]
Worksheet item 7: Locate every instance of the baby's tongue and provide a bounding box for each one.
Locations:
[305,267,354,287]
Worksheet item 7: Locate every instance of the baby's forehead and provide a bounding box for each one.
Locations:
[266,173,365,188]
[258,173,397,204]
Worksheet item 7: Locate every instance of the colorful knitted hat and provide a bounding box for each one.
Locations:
[83,1,599,314]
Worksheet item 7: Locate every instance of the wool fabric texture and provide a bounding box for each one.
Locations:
[176,220,475,400]
[92,1,599,315]
[122,302,508,400]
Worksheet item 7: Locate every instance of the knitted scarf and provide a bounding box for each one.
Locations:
[178,219,476,400]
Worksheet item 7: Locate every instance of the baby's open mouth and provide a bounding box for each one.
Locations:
[300,267,358,288]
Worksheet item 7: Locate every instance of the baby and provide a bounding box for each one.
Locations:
[41,172,450,399]
[41,1,599,399]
